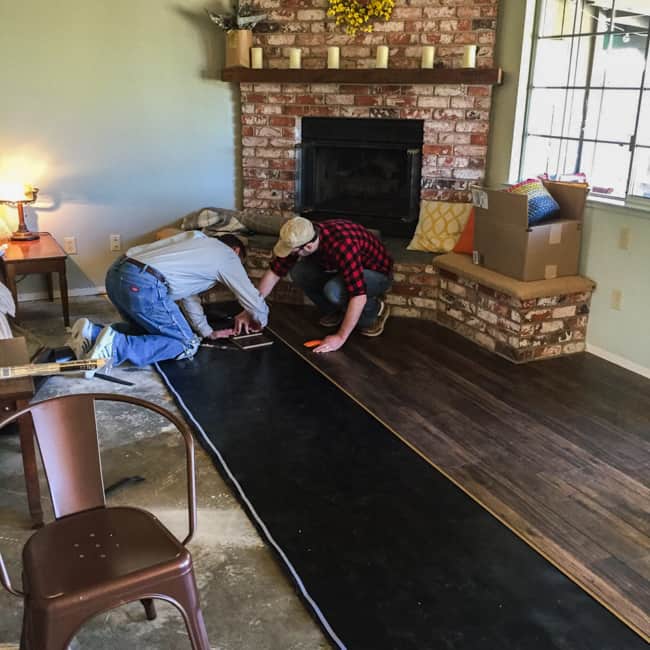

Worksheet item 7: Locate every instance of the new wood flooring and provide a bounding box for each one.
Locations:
[270,305,650,642]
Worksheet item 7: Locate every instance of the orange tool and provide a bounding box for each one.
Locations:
[303,339,323,349]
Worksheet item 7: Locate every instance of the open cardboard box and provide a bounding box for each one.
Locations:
[472,180,588,281]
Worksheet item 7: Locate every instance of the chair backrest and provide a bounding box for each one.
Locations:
[28,394,105,518]
[0,393,197,542]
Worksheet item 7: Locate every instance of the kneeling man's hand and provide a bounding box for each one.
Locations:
[208,328,235,339]
[314,333,345,354]
[234,310,261,335]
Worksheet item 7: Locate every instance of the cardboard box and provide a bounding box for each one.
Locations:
[472,180,588,281]
[225,29,253,68]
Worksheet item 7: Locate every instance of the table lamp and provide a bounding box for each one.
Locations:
[0,184,40,241]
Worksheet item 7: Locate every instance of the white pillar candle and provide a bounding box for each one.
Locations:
[251,47,263,69]
[327,46,340,69]
[421,45,435,69]
[463,44,477,68]
[376,45,389,69]
[289,47,301,69]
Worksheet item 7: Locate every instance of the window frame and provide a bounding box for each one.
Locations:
[515,0,650,213]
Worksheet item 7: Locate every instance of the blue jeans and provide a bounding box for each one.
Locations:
[290,258,392,328]
[104,259,200,367]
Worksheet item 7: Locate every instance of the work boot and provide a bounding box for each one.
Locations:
[359,300,390,337]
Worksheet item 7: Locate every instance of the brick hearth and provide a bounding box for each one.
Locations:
[200,241,594,363]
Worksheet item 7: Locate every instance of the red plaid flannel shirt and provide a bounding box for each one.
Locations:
[269,219,393,297]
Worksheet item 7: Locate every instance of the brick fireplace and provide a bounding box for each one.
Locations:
[239,0,499,214]
[211,2,595,362]
[227,0,501,325]
[208,2,593,363]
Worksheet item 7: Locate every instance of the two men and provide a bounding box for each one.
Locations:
[69,216,392,369]
[67,231,268,369]
[258,217,393,354]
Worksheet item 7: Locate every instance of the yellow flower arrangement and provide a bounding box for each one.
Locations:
[327,0,395,36]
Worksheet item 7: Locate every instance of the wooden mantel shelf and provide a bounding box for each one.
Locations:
[221,67,503,86]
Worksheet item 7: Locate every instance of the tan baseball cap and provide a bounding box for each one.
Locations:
[273,217,316,258]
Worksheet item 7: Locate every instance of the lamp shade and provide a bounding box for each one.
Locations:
[0,182,35,203]
[0,182,40,241]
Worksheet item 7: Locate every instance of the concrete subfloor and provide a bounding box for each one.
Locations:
[0,296,329,650]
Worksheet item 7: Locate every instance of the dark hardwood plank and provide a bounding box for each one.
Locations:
[595,557,650,602]
[269,305,650,641]
[629,463,650,489]
[542,462,650,536]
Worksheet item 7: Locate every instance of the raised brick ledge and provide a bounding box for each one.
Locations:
[433,252,596,300]
[433,253,595,363]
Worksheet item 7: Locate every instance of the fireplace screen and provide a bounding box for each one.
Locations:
[296,117,423,237]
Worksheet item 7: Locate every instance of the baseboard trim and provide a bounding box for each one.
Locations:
[18,286,106,302]
[586,344,650,379]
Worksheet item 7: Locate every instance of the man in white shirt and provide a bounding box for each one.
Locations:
[66,231,268,371]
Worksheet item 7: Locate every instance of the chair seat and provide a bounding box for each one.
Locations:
[23,506,190,600]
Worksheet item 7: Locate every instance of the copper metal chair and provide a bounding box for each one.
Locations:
[0,393,210,650]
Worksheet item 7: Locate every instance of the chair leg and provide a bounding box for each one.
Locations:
[19,608,28,650]
[141,598,157,620]
[23,603,83,650]
[161,571,210,650]
[183,603,210,650]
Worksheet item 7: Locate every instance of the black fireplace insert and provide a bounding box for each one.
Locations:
[295,117,423,237]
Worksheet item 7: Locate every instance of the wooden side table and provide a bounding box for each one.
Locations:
[0,337,43,528]
[0,232,69,326]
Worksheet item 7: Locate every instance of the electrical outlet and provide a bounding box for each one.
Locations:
[618,226,630,250]
[63,236,77,255]
[110,234,121,252]
[610,289,622,311]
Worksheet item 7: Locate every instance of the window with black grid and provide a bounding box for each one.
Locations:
[520,0,650,204]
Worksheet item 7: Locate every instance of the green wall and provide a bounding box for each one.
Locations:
[581,204,650,373]
[0,0,236,290]
[489,0,650,374]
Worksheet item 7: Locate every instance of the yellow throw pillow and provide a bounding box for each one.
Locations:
[407,201,473,253]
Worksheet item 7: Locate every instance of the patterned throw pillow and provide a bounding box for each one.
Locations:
[407,201,473,253]
[506,179,560,225]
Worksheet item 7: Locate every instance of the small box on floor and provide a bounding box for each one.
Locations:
[473,180,588,281]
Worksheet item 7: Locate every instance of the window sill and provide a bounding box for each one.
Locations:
[586,195,650,220]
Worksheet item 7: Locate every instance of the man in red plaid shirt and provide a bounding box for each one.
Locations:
[256,217,393,353]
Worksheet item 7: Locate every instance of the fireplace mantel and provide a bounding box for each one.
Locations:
[221,67,503,86]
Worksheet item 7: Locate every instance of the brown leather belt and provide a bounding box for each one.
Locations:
[121,257,166,283]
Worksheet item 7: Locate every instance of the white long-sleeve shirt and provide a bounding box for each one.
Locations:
[126,231,268,337]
